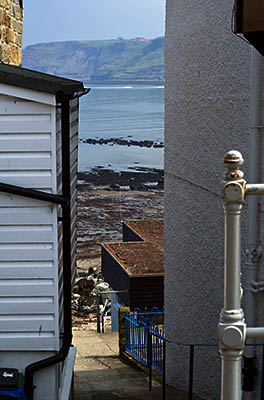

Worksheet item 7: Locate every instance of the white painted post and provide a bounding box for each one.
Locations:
[218,150,247,400]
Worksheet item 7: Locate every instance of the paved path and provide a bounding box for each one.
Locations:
[73,327,203,400]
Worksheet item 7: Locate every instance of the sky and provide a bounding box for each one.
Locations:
[23,0,165,48]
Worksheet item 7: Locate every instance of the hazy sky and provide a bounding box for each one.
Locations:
[23,0,165,48]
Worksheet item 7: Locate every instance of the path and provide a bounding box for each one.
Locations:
[73,324,203,400]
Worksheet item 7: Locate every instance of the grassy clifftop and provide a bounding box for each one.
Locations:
[22,37,164,83]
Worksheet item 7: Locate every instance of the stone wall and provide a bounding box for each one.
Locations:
[118,307,130,358]
[0,0,22,65]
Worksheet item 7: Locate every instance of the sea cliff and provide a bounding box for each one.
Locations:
[22,37,164,83]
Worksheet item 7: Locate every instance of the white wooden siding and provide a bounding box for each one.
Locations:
[0,261,54,279]
[0,89,59,351]
[0,315,54,332]
[0,333,55,351]
[0,297,54,314]
[0,153,52,170]
[0,84,55,106]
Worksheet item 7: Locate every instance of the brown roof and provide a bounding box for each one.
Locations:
[102,242,164,277]
[123,219,164,246]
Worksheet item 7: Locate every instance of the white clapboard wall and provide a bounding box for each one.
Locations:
[0,84,78,352]
[56,98,78,335]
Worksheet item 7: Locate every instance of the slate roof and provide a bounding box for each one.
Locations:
[0,63,87,100]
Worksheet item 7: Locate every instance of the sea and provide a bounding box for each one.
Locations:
[78,85,164,172]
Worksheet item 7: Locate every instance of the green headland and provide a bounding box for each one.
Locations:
[22,37,164,84]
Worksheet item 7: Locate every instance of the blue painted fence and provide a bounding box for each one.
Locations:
[124,307,164,373]
[124,308,264,400]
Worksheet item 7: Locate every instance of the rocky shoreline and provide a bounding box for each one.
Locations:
[78,166,164,191]
[80,137,164,149]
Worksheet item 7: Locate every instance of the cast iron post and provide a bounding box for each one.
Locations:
[218,150,247,400]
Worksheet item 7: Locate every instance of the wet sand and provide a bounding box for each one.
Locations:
[76,168,164,271]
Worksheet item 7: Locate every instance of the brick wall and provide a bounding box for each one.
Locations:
[0,0,23,65]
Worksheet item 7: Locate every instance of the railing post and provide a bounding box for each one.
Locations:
[261,345,264,400]
[218,150,247,400]
[162,340,166,400]
[147,328,153,391]
[188,345,194,400]
[96,294,100,333]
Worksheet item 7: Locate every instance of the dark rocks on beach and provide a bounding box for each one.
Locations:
[80,137,164,149]
[78,167,164,191]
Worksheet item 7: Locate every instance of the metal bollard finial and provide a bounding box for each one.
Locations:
[224,150,244,181]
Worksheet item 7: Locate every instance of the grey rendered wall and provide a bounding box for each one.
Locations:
[165,0,251,398]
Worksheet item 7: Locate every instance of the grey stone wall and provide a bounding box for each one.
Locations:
[0,0,23,65]
[164,0,252,398]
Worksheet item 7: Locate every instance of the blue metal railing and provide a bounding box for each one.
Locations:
[124,308,165,395]
[124,309,264,400]
[124,308,164,371]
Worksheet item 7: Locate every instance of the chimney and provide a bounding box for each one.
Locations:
[0,0,23,66]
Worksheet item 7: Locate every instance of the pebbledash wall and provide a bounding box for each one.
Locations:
[0,0,23,65]
[164,0,264,398]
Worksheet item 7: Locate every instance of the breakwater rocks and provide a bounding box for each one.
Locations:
[79,137,164,148]
[78,167,164,191]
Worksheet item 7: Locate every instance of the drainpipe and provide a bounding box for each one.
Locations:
[242,49,263,398]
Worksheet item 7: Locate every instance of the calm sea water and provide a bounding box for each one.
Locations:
[78,85,164,172]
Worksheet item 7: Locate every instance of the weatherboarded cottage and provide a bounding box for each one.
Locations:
[0,63,88,399]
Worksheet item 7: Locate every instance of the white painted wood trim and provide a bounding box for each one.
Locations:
[0,83,56,106]
[51,105,60,351]
[59,346,76,400]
